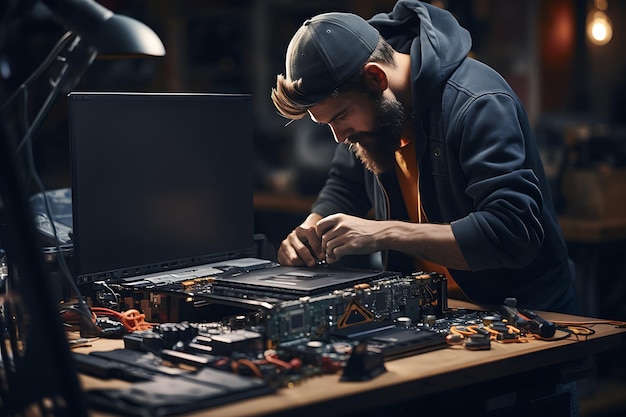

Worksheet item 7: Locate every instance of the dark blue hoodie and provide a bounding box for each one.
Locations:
[311,0,576,312]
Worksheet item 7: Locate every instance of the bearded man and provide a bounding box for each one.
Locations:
[271,0,577,314]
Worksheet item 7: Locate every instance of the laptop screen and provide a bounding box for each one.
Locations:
[68,92,255,284]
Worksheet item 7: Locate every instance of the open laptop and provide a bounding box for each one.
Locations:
[69,92,258,285]
[69,92,383,296]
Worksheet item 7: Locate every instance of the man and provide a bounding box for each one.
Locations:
[271,0,577,313]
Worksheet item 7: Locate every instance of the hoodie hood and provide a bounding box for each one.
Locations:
[368,0,472,118]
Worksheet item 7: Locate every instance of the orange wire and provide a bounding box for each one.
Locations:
[450,325,477,337]
[119,309,153,331]
[91,307,153,331]
[234,359,264,378]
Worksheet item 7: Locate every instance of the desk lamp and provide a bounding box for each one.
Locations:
[6,0,166,156]
[42,0,165,57]
[0,1,165,416]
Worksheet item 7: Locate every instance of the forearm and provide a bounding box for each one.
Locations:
[379,221,470,270]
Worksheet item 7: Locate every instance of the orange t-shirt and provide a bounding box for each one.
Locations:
[394,139,465,299]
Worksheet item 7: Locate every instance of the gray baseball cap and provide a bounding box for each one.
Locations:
[285,12,381,105]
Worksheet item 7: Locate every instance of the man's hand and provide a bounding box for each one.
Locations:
[316,213,470,270]
[277,213,325,266]
[316,213,385,264]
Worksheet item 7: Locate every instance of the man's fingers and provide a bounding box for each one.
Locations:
[277,238,305,266]
[315,214,340,237]
[295,227,324,262]
[287,232,318,267]
[301,237,325,262]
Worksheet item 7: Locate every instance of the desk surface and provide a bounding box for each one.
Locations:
[79,304,626,417]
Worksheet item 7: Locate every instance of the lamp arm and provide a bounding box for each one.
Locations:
[15,34,96,157]
[0,31,75,114]
[7,32,101,339]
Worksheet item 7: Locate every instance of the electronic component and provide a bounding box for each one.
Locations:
[89,349,189,376]
[263,271,447,346]
[340,342,386,382]
[72,352,155,382]
[361,326,449,359]
[499,298,530,328]
[464,333,491,351]
[499,298,556,338]
[85,365,274,417]
[518,308,557,338]
[209,329,263,355]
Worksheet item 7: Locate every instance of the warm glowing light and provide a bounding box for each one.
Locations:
[587,10,613,45]
[592,21,608,40]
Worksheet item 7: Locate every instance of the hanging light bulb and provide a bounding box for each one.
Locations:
[587,0,613,46]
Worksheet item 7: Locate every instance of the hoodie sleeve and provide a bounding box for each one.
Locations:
[449,89,545,270]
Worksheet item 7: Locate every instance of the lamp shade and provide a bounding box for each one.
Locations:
[91,13,165,57]
[41,0,165,57]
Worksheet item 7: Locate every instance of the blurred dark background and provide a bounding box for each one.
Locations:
[2,0,626,237]
[1,1,625,415]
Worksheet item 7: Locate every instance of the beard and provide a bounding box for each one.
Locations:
[346,93,408,175]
